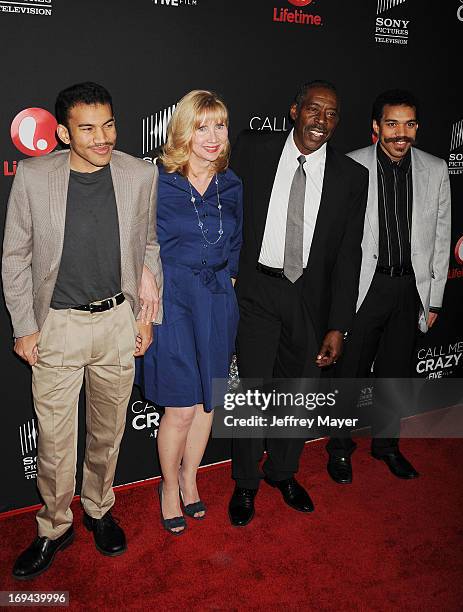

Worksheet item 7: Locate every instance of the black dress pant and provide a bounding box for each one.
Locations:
[232,271,319,489]
[326,272,420,458]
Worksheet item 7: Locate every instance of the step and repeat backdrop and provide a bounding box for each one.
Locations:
[0,0,462,512]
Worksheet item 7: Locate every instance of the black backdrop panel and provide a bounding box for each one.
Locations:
[0,0,461,512]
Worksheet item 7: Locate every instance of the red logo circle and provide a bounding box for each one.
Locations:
[288,0,312,6]
[455,236,463,265]
[11,108,58,157]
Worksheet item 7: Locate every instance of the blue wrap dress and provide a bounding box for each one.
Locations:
[135,163,243,412]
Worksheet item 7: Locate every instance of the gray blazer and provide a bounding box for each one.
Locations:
[2,149,163,338]
[348,144,451,333]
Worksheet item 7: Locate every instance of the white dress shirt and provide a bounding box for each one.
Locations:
[258,129,327,269]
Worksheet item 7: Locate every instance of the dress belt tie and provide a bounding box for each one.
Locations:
[162,258,229,294]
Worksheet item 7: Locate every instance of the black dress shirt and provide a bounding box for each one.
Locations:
[377,144,413,269]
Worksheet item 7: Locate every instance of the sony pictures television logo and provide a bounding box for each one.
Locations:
[19,418,38,480]
[131,400,161,438]
[142,103,177,160]
[375,0,410,45]
[357,386,373,409]
[152,0,197,6]
[0,0,53,16]
[449,119,463,175]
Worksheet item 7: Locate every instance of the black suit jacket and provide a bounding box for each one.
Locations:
[230,129,368,347]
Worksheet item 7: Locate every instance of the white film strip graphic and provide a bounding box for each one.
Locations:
[450,119,463,151]
[19,418,37,456]
[142,104,177,155]
[376,0,406,14]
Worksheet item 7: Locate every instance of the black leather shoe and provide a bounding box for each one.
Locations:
[264,476,314,512]
[83,510,127,556]
[12,526,74,580]
[372,450,419,479]
[228,486,257,527]
[327,455,352,484]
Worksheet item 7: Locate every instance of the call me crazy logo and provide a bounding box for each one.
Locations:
[416,342,463,378]
[273,0,322,26]
[131,400,161,437]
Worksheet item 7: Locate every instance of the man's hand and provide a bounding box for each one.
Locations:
[134,322,153,356]
[427,312,438,328]
[14,331,40,366]
[138,265,159,324]
[315,330,344,368]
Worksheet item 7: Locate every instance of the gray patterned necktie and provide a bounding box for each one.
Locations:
[283,154,306,283]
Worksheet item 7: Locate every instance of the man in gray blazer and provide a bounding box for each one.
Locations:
[2,82,163,579]
[326,89,451,483]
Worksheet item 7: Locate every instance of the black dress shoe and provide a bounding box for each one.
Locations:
[264,476,314,512]
[83,510,127,556]
[327,455,352,484]
[228,486,257,527]
[12,526,74,580]
[372,450,419,479]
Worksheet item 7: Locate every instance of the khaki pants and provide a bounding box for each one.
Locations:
[32,299,137,539]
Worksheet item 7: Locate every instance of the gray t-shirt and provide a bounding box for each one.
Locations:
[51,164,121,309]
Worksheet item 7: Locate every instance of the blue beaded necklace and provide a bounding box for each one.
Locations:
[187,174,223,245]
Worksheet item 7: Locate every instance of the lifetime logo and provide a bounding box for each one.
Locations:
[11,108,57,157]
[142,104,176,156]
[448,235,463,280]
[455,236,463,266]
[273,0,321,25]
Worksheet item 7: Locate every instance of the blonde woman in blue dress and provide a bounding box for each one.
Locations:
[136,90,243,534]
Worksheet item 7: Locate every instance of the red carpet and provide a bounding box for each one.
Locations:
[1,438,462,611]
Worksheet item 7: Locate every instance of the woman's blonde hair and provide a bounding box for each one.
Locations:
[160,90,230,176]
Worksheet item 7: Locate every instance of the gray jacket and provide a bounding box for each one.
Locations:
[348,144,451,333]
[2,149,163,337]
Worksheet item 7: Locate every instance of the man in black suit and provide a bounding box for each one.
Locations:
[228,80,369,526]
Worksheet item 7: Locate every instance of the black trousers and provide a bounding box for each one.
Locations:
[326,272,420,458]
[232,271,319,489]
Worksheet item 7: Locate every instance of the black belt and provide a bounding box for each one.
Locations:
[72,292,125,313]
[376,265,414,277]
[256,262,285,278]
